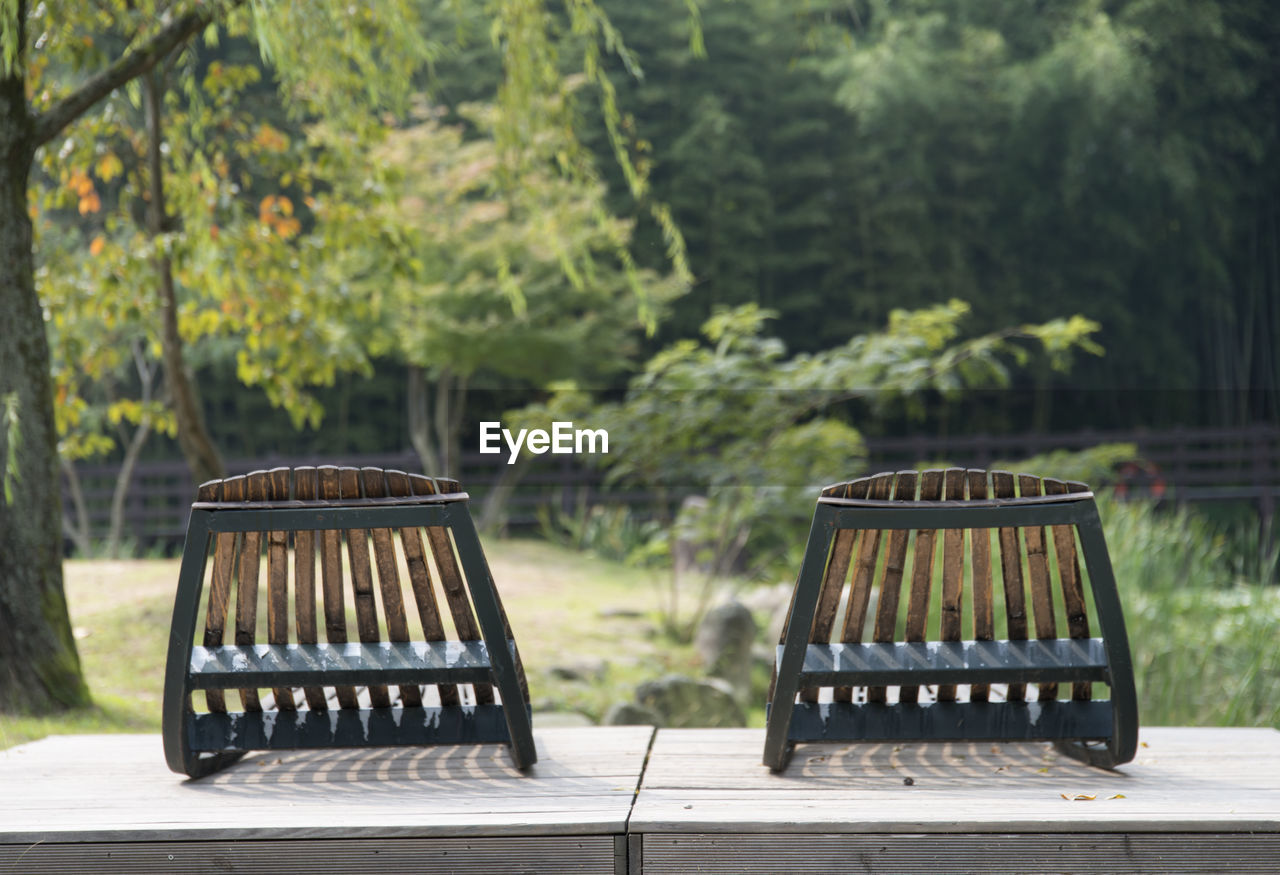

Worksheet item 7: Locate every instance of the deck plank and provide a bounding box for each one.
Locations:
[630,726,1280,834]
[4,725,1279,873]
[0,726,652,844]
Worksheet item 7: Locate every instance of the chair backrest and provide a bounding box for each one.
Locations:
[764,468,1137,771]
[162,466,534,777]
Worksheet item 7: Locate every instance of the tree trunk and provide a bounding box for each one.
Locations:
[106,416,152,560]
[0,35,92,711]
[106,343,157,559]
[59,459,92,557]
[478,452,534,533]
[407,365,442,475]
[144,71,223,486]
[434,367,456,478]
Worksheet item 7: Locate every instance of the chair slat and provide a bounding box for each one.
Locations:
[413,475,494,704]
[992,470,1028,702]
[292,468,327,710]
[318,466,359,709]
[1047,478,1093,701]
[265,467,295,711]
[199,480,235,714]
[339,467,391,709]
[386,470,460,707]
[900,469,944,704]
[966,469,994,702]
[868,471,913,704]
[936,468,967,702]
[363,467,422,708]
[803,482,855,704]
[1019,474,1058,701]
[235,473,266,713]
[833,479,877,703]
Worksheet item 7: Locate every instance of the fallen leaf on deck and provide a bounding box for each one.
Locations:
[1060,793,1097,801]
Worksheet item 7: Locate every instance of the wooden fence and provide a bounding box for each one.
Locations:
[60,424,1280,553]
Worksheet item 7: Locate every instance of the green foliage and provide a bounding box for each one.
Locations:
[1101,496,1280,728]
[586,0,846,342]
[579,0,1280,429]
[245,0,430,121]
[538,502,662,566]
[30,9,388,447]
[306,93,686,478]
[993,443,1140,487]
[316,100,684,383]
[536,300,1100,636]
[1,0,19,75]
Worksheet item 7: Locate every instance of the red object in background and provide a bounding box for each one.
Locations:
[1114,460,1166,500]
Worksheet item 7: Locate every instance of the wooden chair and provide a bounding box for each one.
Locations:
[763,469,1138,772]
[162,466,535,778]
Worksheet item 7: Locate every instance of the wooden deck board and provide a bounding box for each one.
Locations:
[630,726,1280,834]
[4,725,1280,873]
[631,726,1280,873]
[0,726,653,844]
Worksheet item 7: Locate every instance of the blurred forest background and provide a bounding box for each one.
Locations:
[37,0,1279,474]
[3,0,1279,734]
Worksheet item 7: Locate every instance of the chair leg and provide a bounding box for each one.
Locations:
[1076,509,1140,767]
[763,511,836,772]
[449,507,538,769]
[1052,739,1122,770]
[182,750,247,780]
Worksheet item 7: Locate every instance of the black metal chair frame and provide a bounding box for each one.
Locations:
[162,488,536,778]
[763,485,1139,772]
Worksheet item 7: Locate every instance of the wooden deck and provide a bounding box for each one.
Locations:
[632,726,1280,873]
[0,726,650,873]
[2,726,1278,873]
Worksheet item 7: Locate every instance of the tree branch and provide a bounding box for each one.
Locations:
[32,2,239,147]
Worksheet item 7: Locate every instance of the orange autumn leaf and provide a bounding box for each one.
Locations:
[89,236,105,256]
[68,171,94,197]
[252,123,288,153]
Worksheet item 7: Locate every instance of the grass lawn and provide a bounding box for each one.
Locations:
[0,539,703,750]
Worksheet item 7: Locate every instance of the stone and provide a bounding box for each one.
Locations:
[602,701,662,726]
[695,600,757,698]
[635,674,745,728]
[548,657,608,682]
[739,581,794,645]
[598,606,646,619]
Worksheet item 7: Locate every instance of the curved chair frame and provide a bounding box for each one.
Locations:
[763,469,1138,772]
[162,466,535,778]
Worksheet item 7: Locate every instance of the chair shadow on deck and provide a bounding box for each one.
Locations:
[178,738,617,800]
[776,738,1131,788]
